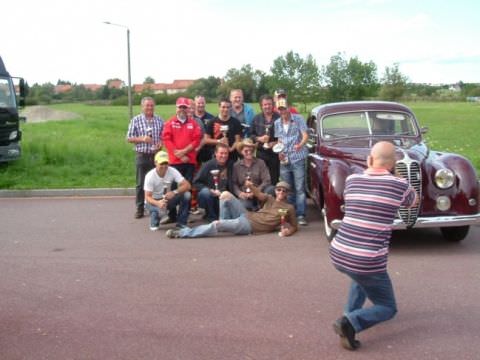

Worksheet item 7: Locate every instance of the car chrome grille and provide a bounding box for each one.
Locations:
[395,160,421,227]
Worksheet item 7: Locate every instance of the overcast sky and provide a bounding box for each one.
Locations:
[2,0,479,86]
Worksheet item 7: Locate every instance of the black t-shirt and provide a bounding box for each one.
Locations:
[206,116,242,146]
[205,116,243,163]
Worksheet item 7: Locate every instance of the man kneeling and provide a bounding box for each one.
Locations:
[166,181,297,238]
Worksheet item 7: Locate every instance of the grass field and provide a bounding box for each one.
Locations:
[0,101,478,189]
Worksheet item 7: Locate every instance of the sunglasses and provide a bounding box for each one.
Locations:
[275,188,288,193]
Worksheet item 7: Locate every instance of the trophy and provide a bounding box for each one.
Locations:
[263,123,272,149]
[153,181,170,203]
[210,169,220,191]
[273,142,288,165]
[245,171,252,193]
[219,124,229,139]
[277,208,289,237]
[146,127,156,151]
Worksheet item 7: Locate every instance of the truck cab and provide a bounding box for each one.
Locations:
[0,55,25,162]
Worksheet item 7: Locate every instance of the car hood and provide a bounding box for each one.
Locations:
[320,138,429,166]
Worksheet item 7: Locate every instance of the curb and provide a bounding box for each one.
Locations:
[0,188,135,198]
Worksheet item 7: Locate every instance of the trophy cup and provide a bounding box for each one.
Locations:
[263,123,272,149]
[146,127,156,151]
[210,169,220,191]
[219,124,229,139]
[277,208,288,237]
[273,142,288,165]
[245,171,252,193]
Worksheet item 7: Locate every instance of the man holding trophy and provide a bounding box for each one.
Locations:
[165,181,297,239]
[144,151,192,231]
[251,95,281,185]
[192,143,232,222]
[204,98,243,164]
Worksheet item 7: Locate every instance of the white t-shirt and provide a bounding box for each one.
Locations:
[144,166,185,199]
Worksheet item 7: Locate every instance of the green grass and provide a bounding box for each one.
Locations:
[0,101,478,189]
[406,101,480,173]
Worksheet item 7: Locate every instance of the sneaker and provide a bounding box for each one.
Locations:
[149,226,159,231]
[160,216,174,225]
[175,223,188,229]
[297,216,308,226]
[333,316,360,351]
[166,229,181,239]
[134,208,144,219]
[189,207,201,215]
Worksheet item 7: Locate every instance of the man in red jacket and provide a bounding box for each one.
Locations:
[162,97,202,223]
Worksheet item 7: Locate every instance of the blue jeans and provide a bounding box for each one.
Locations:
[280,159,306,217]
[179,195,252,238]
[337,267,397,333]
[146,202,167,228]
[147,191,191,227]
[197,187,219,221]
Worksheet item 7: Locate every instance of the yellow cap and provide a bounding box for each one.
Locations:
[154,151,169,164]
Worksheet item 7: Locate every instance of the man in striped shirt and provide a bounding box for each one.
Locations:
[330,141,418,350]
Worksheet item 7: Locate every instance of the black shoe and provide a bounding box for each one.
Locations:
[333,316,360,350]
[134,208,144,219]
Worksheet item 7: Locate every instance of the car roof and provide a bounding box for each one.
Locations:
[311,101,415,118]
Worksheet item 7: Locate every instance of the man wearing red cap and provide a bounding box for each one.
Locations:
[161,97,202,223]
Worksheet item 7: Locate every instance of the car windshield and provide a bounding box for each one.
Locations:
[0,77,16,108]
[321,111,417,139]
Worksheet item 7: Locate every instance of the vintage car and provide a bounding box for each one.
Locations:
[306,101,480,242]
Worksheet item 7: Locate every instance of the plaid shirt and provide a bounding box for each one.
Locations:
[126,113,164,154]
[274,114,308,164]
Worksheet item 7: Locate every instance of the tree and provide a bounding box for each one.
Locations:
[322,53,378,102]
[186,76,222,101]
[379,63,408,101]
[56,79,72,85]
[269,51,321,108]
[144,76,155,84]
[218,64,259,102]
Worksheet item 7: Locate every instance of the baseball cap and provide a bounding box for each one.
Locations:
[154,151,169,164]
[176,97,190,108]
[275,181,291,191]
[276,98,288,109]
[275,89,287,97]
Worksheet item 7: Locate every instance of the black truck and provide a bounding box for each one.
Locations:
[0,55,25,162]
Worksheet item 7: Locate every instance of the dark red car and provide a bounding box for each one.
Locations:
[306,101,480,241]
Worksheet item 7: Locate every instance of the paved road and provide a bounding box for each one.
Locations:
[1,197,479,360]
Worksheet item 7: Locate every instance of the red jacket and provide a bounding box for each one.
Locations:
[162,116,202,165]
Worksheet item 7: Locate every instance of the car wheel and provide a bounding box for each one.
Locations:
[440,226,470,242]
[322,208,336,242]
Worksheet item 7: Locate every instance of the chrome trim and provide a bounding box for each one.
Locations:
[331,213,480,230]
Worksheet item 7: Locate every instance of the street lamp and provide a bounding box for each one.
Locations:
[103,21,133,119]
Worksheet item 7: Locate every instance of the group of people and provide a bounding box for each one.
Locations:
[127,95,420,350]
[126,89,309,239]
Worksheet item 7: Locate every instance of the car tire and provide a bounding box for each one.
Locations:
[322,208,336,242]
[440,226,470,242]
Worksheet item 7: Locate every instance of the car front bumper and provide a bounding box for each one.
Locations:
[331,213,480,230]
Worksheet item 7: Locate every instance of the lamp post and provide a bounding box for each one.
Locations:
[103,21,133,119]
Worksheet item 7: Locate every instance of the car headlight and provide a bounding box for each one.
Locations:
[9,130,18,141]
[434,168,455,189]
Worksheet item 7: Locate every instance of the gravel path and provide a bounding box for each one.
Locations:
[20,105,80,123]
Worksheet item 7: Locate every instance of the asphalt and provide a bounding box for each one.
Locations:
[0,194,479,359]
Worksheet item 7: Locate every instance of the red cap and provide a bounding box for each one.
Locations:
[176,97,190,107]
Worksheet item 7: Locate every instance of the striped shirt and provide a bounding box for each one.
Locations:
[329,168,417,274]
[126,113,164,154]
[274,114,308,164]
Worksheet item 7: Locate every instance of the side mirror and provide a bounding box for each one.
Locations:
[421,126,429,135]
[306,127,317,150]
[16,78,26,108]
